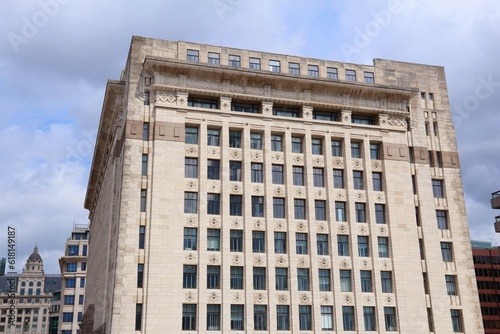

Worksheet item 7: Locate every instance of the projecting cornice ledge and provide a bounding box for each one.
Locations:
[84,80,125,215]
[142,56,418,111]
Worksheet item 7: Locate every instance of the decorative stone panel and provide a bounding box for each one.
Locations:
[185,145,199,157]
[295,187,306,198]
[292,154,304,165]
[230,183,242,194]
[229,148,242,160]
[372,160,383,171]
[352,158,363,170]
[332,157,344,168]
[312,156,324,167]
[271,152,284,163]
[251,150,263,162]
[207,147,220,159]
[276,256,287,267]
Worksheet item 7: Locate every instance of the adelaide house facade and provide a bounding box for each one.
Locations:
[82,36,483,333]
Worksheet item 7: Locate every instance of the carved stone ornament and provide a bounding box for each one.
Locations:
[293,154,304,164]
[379,114,389,126]
[275,221,284,230]
[186,180,196,190]
[186,216,197,226]
[299,293,310,304]
[253,185,264,194]
[365,296,373,304]
[155,91,176,104]
[343,294,353,304]
[185,291,195,302]
[372,160,382,171]
[251,151,262,161]
[295,187,305,197]
[278,293,288,303]
[274,186,285,196]
[233,255,242,264]
[209,254,219,264]
[263,105,271,114]
[317,223,326,232]
[336,191,345,200]
[208,291,219,302]
[385,296,393,304]
[355,192,365,201]
[321,294,332,304]
[254,219,263,229]
[388,116,408,128]
[232,218,241,229]
[382,260,390,269]
[315,189,325,199]
[376,193,385,202]
[254,293,265,303]
[233,292,242,302]
[362,259,369,268]
[185,253,196,262]
[333,158,344,168]
[340,259,350,268]
[231,183,241,193]
[222,101,229,109]
[208,217,219,228]
[359,224,368,235]
[410,120,418,129]
[338,224,348,234]
[297,221,306,231]
[209,182,219,192]
[229,149,242,159]
[379,226,387,235]
[276,256,287,266]
[208,147,219,157]
[298,257,308,267]
[185,145,198,156]
[272,153,284,163]
[319,258,329,268]
[313,156,324,166]
[303,109,312,117]
[178,96,186,104]
[352,159,363,169]
[254,255,264,266]
[135,91,148,102]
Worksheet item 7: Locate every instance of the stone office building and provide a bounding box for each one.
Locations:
[82,36,483,333]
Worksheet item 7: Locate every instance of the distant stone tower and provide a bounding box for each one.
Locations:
[23,246,44,274]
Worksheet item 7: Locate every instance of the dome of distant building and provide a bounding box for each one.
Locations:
[28,246,43,262]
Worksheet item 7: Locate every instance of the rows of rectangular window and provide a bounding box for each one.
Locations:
[473,255,500,265]
[185,97,377,124]
[184,192,386,223]
[62,311,82,323]
[186,158,383,192]
[67,244,88,256]
[475,267,500,277]
[186,49,375,83]
[184,228,390,258]
[180,303,396,331]
[65,261,86,272]
[186,127,381,158]
[64,277,85,289]
[63,294,85,306]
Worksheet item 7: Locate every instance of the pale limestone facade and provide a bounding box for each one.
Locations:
[82,36,483,333]
[58,225,89,334]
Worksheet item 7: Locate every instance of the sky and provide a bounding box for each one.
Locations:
[0,0,499,274]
